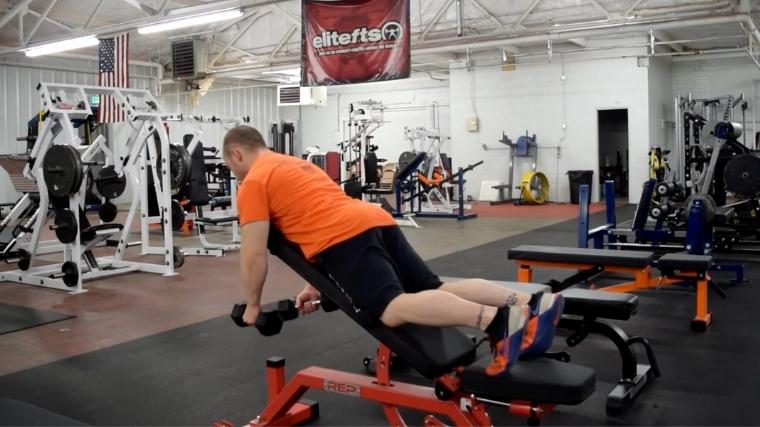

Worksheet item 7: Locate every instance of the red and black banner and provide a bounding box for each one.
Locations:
[301,0,410,86]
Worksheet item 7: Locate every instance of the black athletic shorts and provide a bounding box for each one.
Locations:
[316,225,443,318]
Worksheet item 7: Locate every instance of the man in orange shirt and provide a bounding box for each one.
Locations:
[223,126,564,376]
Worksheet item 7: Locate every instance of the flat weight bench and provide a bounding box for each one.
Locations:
[431,279,657,411]
[233,229,596,427]
[508,245,714,331]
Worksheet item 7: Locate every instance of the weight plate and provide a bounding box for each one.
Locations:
[169,144,192,190]
[17,249,31,271]
[53,209,78,244]
[171,199,185,231]
[686,193,717,223]
[95,166,127,199]
[398,151,416,172]
[43,145,83,197]
[99,202,118,223]
[173,246,185,268]
[724,154,760,197]
[61,261,78,287]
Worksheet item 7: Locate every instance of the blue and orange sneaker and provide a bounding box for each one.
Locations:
[485,305,529,377]
[521,293,565,356]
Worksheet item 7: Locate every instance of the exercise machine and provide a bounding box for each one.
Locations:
[582,93,760,258]
[487,132,550,205]
[0,82,185,293]
[270,121,295,156]
[217,227,597,426]
[338,100,386,199]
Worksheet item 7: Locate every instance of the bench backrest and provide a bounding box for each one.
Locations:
[267,228,476,379]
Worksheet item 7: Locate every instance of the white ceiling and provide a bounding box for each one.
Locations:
[0,0,758,80]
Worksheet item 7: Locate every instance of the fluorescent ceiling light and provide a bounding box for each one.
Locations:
[138,9,244,34]
[24,36,100,57]
[261,68,301,76]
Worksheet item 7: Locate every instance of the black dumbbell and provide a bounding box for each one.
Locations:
[230,297,339,336]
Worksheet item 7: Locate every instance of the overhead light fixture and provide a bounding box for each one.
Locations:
[24,36,100,57]
[138,9,244,35]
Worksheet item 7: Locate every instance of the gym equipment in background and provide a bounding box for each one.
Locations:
[271,121,295,156]
[303,146,340,184]
[337,100,387,199]
[0,83,186,293]
[584,93,760,259]
[487,131,550,205]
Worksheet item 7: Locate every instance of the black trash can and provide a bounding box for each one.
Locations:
[567,170,593,204]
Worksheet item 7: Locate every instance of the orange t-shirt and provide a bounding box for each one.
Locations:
[237,151,396,260]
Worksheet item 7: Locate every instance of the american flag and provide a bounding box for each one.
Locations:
[98,33,129,123]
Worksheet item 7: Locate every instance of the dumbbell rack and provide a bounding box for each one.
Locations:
[0,82,182,293]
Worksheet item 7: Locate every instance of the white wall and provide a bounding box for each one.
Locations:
[158,85,279,151]
[672,55,759,148]
[649,57,674,152]
[291,77,450,166]
[450,52,650,204]
[0,57,158,203]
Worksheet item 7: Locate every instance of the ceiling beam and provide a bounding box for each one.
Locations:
[211,11,269,66]
[84,0,105,29]
[419,0,456,41]
[653,30,684,52]
[26,8,73,32]
[158,0,170,14]
[514,0,542,28]
[271,4,299,26]
[625,0,646,17]
[0,0,35,31]
[214,9,259,34]
[25,0,57,44]
[18,13,23,45]
[467,0,507,32]
[211,39,259,61]
[587,0,611,19]
[568,37,587,47]
[121,0,157,16]
[270,24,297,59]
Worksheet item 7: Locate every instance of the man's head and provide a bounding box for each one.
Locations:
[223,125,268,180]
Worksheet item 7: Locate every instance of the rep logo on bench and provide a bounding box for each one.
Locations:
[324,380,360,396]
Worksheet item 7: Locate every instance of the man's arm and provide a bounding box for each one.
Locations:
[240,220,270,324]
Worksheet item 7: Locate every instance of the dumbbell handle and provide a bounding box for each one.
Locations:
[230,299,329,328]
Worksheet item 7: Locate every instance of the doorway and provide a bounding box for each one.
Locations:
[598,109,629,199]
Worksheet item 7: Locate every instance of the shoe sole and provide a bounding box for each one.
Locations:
[522,295,565,357]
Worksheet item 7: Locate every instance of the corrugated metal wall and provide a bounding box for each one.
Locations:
[158,85,279,151]
[0,58,158,203]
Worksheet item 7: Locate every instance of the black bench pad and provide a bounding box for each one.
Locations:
[560,288,638,320]
[658,253,712,272]
[268,228,476,379]
[195,216,238,225]
[508,245,654,268]
[461,357,595,405]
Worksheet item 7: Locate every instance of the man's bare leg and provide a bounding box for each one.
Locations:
[379,290,497,329]
[440,278,533,307]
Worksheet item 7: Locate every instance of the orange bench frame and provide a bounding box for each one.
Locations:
[217,344,557,427]
[515,260,712,331]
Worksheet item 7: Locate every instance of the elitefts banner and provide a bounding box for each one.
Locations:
[301,0,410,86]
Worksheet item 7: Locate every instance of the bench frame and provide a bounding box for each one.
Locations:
[515,259,712,331]
[229,344,556,427]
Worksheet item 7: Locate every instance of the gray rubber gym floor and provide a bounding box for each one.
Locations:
[0,208,758,426]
